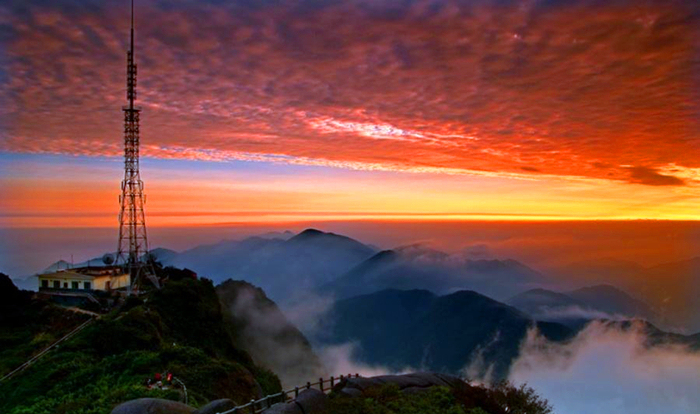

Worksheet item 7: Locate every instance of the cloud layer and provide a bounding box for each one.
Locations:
[509,321,700,414]
[2,0,699,186]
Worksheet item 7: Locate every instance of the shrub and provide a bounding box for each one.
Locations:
[488,382,552,414]
[327,381,551,414]
[328,385,466,414]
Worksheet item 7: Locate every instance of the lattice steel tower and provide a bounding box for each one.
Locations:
[116,0,156,290]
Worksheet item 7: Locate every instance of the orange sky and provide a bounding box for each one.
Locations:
[1,0,699,227]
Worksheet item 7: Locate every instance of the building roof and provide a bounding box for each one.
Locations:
[39,268,129,281]
[38,271,96,281]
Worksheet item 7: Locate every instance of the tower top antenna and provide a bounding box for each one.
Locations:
[128,0,136,111]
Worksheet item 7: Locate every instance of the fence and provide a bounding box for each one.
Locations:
[218,373,361,414]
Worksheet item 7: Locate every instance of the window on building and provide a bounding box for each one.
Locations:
[71,281,79,289]
[84,282,91,290]
[42,280,49,288]
[53,280,60,289]
[63,282,68,288]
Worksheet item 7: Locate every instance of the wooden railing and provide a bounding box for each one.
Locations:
[218,373,360,414]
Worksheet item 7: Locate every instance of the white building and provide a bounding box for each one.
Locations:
[38,267,130,292]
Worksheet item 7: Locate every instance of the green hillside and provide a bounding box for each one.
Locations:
[0,273,280,414]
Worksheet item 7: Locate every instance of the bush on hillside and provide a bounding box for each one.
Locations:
[327,381,552,414]
[487,382,553,414]
[328,385,466,414]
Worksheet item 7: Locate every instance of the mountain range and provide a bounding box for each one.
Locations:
[148,229,549,304]
[551,257,700,331]
[321,244,547,301]
[26,228,700,331]
[507,285,658,328]
[313,288,574,380]
[312,288,700,381]
[163,229,377,302]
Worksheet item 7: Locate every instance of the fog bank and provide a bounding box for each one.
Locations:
[509,321,700,414]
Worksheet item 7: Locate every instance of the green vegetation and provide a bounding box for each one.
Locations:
[328,385,466,414]
[0,273,91,377]
[0,274,281,414]
[327,382,552,414]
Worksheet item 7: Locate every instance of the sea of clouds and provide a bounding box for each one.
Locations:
[286,289,700,414]
[312,320,700,414]
[508,321,700,414]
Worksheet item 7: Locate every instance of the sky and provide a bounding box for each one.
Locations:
[1,0,699,228]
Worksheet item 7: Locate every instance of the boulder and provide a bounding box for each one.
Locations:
[332,372,465,397]
[194,399,237,414]
[295,389,328,414]
[264,389,328,414]
[111,398,194,414]
[264,402,303,414]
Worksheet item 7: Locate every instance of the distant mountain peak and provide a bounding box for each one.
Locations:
[166,228,377,302]
[41,259,73,274]
[369,249,399,261]
[288,229,373,252]
[511,288,572,299]
[290,228,349,242]
[570,284,631,297]
[295,228,325,237]
[149,247,178,261]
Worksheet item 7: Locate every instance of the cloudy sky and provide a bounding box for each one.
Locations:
[1,0,699,226]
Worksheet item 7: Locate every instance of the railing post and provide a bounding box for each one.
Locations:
[295,386,299,397]
[330,376,334,387]
[250,399,255,414]
[319,377,324,392]
[266,396,271,408]
[306,381,311,390]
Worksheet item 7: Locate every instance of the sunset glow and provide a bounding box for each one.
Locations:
[1,0,699,226]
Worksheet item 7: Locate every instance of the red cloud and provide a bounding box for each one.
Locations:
[1,0,698,185]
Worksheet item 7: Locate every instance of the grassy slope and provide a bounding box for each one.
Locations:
[0,277,281,414]
[0,303,91,378]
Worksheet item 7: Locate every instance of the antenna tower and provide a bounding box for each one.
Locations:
[116,0,157,291]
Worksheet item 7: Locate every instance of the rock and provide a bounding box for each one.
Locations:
[194,399,237,414]
[332,372,465,397]
[264,389,328,414]
[295,389,328,414]
[111,398,194,414]
[265,401,302,414]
